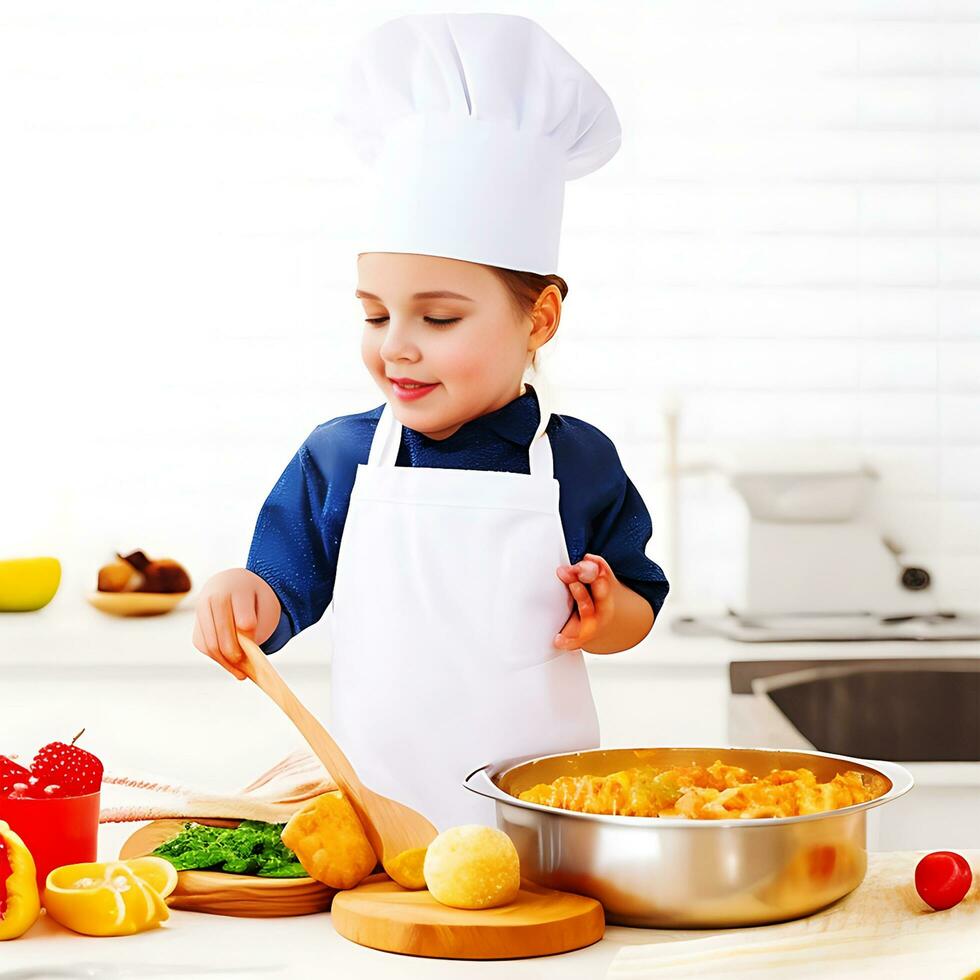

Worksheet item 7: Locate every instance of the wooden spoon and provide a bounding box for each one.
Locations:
[235,631,438,887]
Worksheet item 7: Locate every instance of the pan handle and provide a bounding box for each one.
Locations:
[462,764,499,801]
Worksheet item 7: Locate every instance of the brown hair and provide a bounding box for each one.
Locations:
[487,266,569,374]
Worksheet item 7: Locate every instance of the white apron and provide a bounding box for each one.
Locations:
[328,389,600,829]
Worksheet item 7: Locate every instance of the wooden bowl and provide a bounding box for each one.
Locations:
[119,817,335,917]
[86,590,190,617]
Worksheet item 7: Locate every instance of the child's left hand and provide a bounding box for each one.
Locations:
[554,553,617,651]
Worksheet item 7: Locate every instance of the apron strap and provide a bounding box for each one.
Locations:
[368,401,402,467]
[367,386,556,479]
[527,382,556,480]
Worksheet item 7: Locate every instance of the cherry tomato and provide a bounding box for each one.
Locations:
[914,851,973,911]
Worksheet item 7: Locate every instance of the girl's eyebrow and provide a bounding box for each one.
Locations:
[355,289,475,302]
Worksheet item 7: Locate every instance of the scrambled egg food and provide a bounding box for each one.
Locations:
[517,761,877,819]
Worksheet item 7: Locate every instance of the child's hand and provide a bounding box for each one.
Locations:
[192,568,281,680]
[554,553,617,652]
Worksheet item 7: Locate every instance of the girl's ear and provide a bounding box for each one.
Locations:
[528,284,561,355]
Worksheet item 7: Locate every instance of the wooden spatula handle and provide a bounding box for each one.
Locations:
[235,631,364,802]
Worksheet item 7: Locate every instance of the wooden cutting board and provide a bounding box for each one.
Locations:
[119,817,335,917]
[331,873,605,959]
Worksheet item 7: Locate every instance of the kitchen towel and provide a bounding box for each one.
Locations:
[607,849,980,980]
[98,746,338,824]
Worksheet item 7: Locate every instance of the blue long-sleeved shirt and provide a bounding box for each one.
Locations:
[247,384,669,654]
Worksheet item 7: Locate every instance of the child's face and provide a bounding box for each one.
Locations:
[356,252,552,440]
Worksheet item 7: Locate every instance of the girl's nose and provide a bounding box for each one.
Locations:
[378,319,421,362]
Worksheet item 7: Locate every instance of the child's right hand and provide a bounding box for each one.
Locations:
[192,568,282,681]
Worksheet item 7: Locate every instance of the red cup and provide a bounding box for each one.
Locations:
[0,791,101,896]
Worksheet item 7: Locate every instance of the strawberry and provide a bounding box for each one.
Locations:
[30,728,104,796]
[22,780,69,799]
[0,755,32,796]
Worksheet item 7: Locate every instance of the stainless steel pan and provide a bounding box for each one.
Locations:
[464,745,913,928]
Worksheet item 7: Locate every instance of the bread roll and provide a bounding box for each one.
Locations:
[422,825,520,910]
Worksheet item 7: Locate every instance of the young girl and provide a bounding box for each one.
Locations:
[192,13,668,828]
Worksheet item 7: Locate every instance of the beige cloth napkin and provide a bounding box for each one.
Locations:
[607,850,980,980]
[98,746,338,824]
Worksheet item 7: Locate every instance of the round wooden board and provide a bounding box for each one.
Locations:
[331,873,605,960]
[119,818,335,917]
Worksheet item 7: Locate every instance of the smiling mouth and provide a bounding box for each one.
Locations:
[388,378,438,389]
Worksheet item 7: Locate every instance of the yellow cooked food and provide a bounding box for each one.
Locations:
[280,790,378,889]
[423,825,520,910]
[518,761,877,819]
[384,846,428,890]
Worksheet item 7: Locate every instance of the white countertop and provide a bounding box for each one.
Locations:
[2,820,641,980]
[2,601,978,977]
[5,842,976,980]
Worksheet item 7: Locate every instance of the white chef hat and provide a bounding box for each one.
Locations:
[331,13,621,276]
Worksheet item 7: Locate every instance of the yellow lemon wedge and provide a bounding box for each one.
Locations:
[117,856,178,899]
[43,859,171,936]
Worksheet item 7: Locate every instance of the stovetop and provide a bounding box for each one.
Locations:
[672,611,980,643]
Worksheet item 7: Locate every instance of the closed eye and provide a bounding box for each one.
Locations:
[364,316,461,327]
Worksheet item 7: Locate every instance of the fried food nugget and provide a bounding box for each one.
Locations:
[280,790,378,889]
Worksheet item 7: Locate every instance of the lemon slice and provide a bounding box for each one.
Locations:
[122,856,179,898]
[44,860,170,936]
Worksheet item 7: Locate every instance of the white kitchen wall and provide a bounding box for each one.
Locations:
[2,0,978,617]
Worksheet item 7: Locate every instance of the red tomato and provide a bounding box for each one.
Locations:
[914,851,973,911]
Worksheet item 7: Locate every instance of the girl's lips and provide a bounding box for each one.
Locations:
[389,379,440,401]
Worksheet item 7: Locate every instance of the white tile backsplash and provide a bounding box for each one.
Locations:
[2,0,978,616]
[713,339,862,389]
[676,391,863,441]
[941,447,980,498]
[940,502,980,553]
[858,23,942,73]
[860,341,938,389]
[941,239,980,284]
[859,239,939,287]
[940,23,980,70]
[859,392,941,442]
[935,288,980,340]
[861,288,939,338]
[721,186,860,234]
[940,395,980,442]
[937,133,980,181]
[939,342,980,389]
[860,186,938,233]
[941,187,980,235]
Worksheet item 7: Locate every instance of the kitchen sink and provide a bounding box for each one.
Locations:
[762,663,978,761]
[729,658,980,850]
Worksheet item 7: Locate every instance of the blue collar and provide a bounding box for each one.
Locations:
[409,384,542,448]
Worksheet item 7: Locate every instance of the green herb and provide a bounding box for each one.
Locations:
[151,819,309,878]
